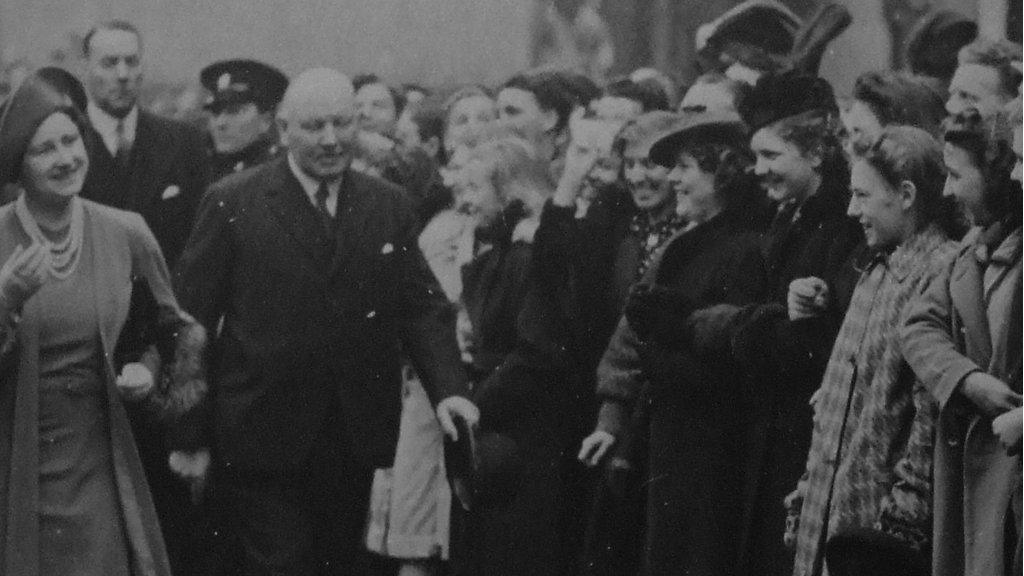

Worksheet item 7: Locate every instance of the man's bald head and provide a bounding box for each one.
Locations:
[278,67,354,123]
[278,67,359,181]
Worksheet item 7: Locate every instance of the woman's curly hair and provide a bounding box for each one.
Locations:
[943,107,1021,225]
[677,139,758,212]
[862,125,961,237]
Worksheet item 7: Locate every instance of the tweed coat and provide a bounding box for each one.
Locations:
[0,199,205,576]
[901,222,1023,576]
[790,226,957,576]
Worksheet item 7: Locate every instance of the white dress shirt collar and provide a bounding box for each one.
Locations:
[87,101,138,157]
[287,153,340,217]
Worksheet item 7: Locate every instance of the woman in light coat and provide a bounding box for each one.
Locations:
[0,71,206,576]
[901,107,1022,576]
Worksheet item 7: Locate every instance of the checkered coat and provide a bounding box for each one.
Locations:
[790,227,957,576]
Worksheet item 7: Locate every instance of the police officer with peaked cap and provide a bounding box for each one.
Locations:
[201,58,288,183]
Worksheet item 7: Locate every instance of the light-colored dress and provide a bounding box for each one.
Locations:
[364,209,474,560]
[35,232,132,576]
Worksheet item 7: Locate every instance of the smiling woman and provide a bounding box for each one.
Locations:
[791,127,959,576]
[848,126,955,250]
[0,71,206,576]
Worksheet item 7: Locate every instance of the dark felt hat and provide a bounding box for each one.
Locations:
[200,59,288,112]
[740,70,838,131]
[904,10,978,82]
[825,528,930,576]
[0,72,80,186]
[647,109,749,167]
[697,0,803,70]
[34,67,88,113]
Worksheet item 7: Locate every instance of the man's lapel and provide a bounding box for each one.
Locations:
[264,159,335,268]
[128,112,159,213]
[329,169,375,277]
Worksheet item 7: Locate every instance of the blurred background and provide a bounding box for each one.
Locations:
[0,0,1017,114]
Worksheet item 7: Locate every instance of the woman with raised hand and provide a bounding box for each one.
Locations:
[0,71,206,576]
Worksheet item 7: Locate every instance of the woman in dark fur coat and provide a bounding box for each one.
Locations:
[587,108,768,575]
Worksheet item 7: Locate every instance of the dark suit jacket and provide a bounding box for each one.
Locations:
[174,157,469,473]
[81,110,209,266]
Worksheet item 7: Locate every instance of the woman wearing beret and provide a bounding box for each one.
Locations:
[901,107,1022,576]
[789,126,959,576]
[588,109,767,575]
[0,72,206,576]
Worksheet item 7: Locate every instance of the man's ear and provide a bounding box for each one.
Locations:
[540,108,559,135]
[423,135,441,161]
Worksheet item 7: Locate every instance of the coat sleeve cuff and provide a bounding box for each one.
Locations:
[933,362,981,410]
[595,400,629,437]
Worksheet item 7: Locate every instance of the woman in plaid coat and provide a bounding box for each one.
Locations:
[788,127,959,576]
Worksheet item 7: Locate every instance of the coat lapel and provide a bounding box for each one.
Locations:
[950,252,992,370]
[329,169,374,277]
[264,160,335,268]
[128,113,159,214]
[82,123,126,208]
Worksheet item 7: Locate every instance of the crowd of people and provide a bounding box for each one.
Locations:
[0,1,1020,576]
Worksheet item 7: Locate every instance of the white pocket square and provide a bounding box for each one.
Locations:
[161,185,181,200]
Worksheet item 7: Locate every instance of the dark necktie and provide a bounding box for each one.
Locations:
[315,181,335,241]
[114,119,131,168]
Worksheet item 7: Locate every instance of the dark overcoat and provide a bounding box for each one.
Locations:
[81,110,210,267]
[173,157,469,474]
[597,211,767,575]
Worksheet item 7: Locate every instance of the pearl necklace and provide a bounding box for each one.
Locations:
[14,193,84,280]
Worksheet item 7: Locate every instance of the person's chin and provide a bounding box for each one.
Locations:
[213,143,239,155]
[861,226,876,247]
[765,186,790,203]
[313,158,349,178]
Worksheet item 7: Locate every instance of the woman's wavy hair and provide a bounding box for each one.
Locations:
[676,138,757,212]
[852,71,946,136]
[770,108,851,199]
[467,136,554,215]
[943,107,1021,226]
[502,71,578,135]
[862,125,961,237]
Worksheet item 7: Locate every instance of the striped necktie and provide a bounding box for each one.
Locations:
[315,181,335,241]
